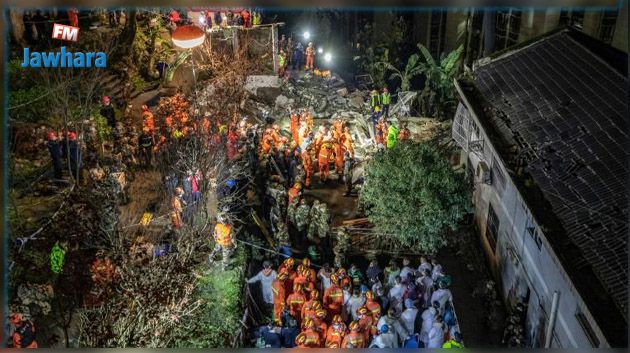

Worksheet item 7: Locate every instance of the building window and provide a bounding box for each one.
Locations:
[495,9,522,50]
[576,311,600,347]
[486,204,500,253]
[559,9,585,29]
[599,11,618,44]
[492,157,506,193]
[429,10,447,59]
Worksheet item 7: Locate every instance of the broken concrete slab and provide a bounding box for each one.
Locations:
[244,75,282,95]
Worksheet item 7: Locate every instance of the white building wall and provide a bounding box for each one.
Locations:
[452,102,610,348]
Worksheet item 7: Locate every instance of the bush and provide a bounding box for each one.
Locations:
[360,142,472,252]
[176,247,247,347]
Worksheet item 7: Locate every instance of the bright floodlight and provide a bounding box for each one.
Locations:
[317,47,323,54]
[172,25,206,49]
[324,52,332,62]
[199,15,206,25]
[303,31,310,40]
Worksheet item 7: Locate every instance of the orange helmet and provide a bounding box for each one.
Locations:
[296,333,307,345]
[297,264,305,273]
[330,273,339,284]
[337,268,347,276]
[312,301,322,310]
[302,258,311,267]
[284,257,295,268]
[332,314,343,324]
[365,290,374,300]
[303,318,315,329]
[310,289,320,300]
[293,283,303,292]
[349,321,360,332]
[357,306,369,316]
[315,309,326,319]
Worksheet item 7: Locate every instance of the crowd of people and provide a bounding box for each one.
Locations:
[248,256,463,348]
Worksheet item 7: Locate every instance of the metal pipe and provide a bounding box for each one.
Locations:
[545,291,560,348]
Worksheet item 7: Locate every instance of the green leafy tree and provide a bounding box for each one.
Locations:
[360,142,471,252]
[380,53,425,92]
[353,47,390,89]
[417,44,463,119]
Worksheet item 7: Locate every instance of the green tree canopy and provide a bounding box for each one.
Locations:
[360,142,471,252]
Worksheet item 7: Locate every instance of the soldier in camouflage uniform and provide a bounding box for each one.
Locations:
[295,199,311,234]
[333,227,351,268]
[307,200,321,241]
[315,202,330,239]
[287,197,299,226]
[275,219,290,247]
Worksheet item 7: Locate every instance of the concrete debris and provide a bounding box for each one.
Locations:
[244,75,281,96]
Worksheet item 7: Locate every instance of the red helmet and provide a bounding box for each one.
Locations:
[67,132,77,141]
[284,257,295,268]
[332,314,343,324]
[102,96,110,104]
[47,131,57,141]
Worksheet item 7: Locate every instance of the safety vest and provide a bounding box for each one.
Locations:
[279,54,285,67]
[443,339,464,348]
[366,300,381,319]
[50,242,65,274]
[214,223,232,246]
[302,330,321,347]
[253,13,261,25]
[382,92,391,105]
[370,92,381,107]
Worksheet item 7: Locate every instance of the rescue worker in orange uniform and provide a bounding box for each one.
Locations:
[305,42,315,71]
[313,309,328,342]
[325,314,347,348]
[305,109,314,130]
[342,321,366,348]
[342,126,354,157]
[287,182,302,206]
[301,146,314,188]
[278,257,297,294]
[294,264,315,294]
[301,289,321,321]
[323,274,344,317]
[364,290,382,321]
[357,306,377,341]
[209,214,235,270]
[318,142,333,182]
[375,117,388,146]
[286,283,307,324]
[313,126,326,155]
[336,267,351,289]
[9,314,38,348]
[261,131,274,157]
[271,124,283,150]
[296,318,321,347]
[272,270,289,325]
[302,258,317,281]
[170,187,185,229]
[290,111,300,143]
[334,141,345,174]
